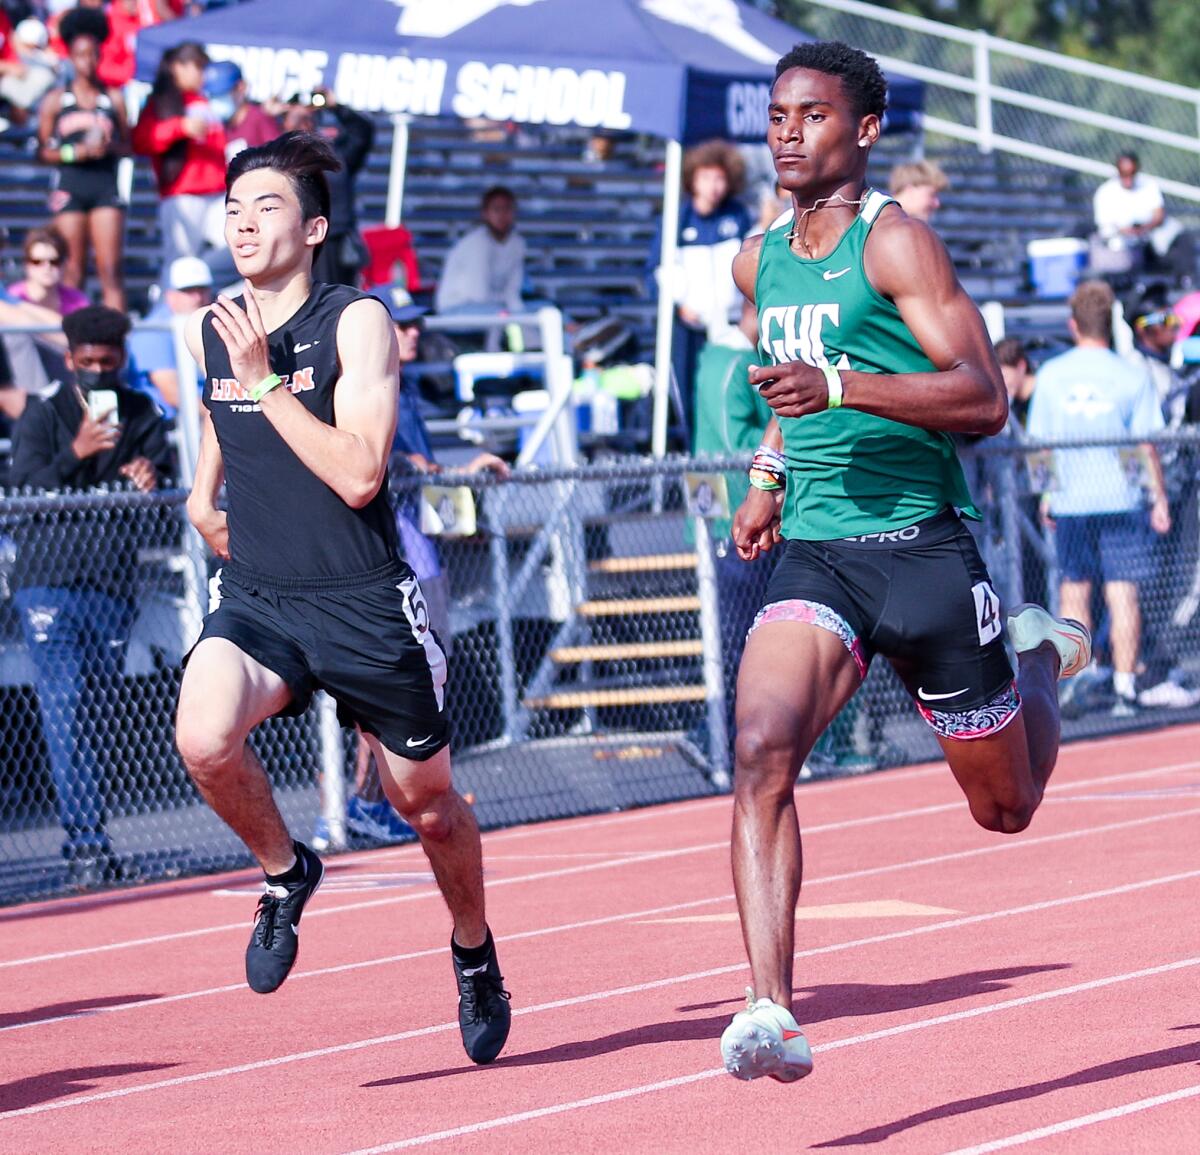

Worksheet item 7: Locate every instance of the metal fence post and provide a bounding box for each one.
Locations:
[694,516,730,790]
[994,449,1024,608]
[487,491,519,743]
[316,691,347,851]
[170,316,213,646]
[974,30,994,155]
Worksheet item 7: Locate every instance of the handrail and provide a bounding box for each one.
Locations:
[921,117,1200,203]
[794,0,1200,201]
[801,0,1200,105]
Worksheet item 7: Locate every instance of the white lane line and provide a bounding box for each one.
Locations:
[3,866,1197,1120]
[4,757,1190,971]
[10,816,1200,1037]
[355,753,1200,866]
[347,1070,731,1153]
[342,956,1200,1153]
[941,1082,1200,1154]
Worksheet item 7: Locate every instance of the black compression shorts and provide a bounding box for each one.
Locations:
[754,508,1018,738]
[190,559,450,760]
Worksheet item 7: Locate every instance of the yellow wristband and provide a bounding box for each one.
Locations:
[822,364,843,409]
[249,373,283,403]
[60,143,76,164]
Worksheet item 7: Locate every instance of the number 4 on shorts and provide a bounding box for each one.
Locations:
[973,581,1002,645]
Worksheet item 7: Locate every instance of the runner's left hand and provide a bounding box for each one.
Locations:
[750,361,831,418]
[210,288,273,392]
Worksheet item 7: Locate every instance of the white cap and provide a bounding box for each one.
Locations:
[15,18,48,48]
[167,256,214,291]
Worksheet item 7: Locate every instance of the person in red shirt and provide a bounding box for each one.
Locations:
[98,0,185,90]
[133,40,227,279]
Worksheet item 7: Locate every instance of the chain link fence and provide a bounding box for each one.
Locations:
[3,440,1200,902]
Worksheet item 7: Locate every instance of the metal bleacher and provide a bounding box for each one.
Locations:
[0,112,1144,354]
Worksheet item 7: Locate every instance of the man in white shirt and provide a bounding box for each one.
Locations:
[1093,151,1180,267]
[435,185,526,315]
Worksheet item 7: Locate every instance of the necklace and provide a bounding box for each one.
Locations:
[786,192,867,257]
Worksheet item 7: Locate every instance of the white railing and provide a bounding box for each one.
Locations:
[788,0,1200,203]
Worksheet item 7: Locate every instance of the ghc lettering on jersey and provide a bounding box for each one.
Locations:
[209,367,316,404]
[759,303,850,370]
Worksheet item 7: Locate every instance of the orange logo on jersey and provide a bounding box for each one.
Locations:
[210,366,316,403]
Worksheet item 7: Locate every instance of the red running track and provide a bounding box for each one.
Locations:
[2,725,1200,1153]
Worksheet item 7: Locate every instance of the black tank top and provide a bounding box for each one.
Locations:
[52,89,119,175]
[201,283,399,580]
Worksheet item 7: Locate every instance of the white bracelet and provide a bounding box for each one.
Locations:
[822,364,843,409]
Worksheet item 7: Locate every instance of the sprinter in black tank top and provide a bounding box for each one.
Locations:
[174,132,509,1065]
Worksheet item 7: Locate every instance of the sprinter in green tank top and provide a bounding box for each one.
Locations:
[717,42,1095,1084]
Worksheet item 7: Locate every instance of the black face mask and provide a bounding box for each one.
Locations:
[75,367,123,392]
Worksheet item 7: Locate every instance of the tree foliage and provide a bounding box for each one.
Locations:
[775,0,1199,88]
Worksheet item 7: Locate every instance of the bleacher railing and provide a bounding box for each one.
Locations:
[788,0,1200,202]
[4,438,1200,903]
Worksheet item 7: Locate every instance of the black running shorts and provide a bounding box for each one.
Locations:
[755,508,1017,736]
[191,560,449,760]
[49,167,125,215]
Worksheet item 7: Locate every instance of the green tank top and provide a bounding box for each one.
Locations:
[755,188,978,540]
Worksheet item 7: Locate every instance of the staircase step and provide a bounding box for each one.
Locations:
[525,685,707,709]
[588,552,697,574]
[549,640,703,663]
[577,596,700,617]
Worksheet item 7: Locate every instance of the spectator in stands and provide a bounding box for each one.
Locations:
[132,41,227,279]
[281,88,373,287]
[888,159,949,223]
[995,336,1036,433]
[435,184,526,316]
[1028,280,1170,716]
[204,59,279,160]
[37,12,130,310]
[1122,292,1200,706]
[0,16,58,128]
[1092,151,1184,276]
[648,139,752,441]
[0,247,79,419]
[128,254,212,416]
[9,305,171,888]
[9,227,90,318]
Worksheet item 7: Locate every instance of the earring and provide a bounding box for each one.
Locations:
[858,140,869,148]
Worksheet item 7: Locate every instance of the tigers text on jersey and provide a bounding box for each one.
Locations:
[201,283,399,580]
[755,189,978,541]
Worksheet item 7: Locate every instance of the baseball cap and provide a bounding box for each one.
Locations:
[15,18,49,49]
[204,60,243,100]
[374,285,427,325]
[168,256,214,292]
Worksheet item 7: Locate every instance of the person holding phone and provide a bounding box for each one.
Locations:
[8,305,172,889]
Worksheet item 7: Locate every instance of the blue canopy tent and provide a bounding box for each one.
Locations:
[138,0,923,455]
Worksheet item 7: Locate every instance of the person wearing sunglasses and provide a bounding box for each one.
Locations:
[9,227,90,318]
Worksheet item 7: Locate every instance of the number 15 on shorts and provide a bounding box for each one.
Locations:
[973,581,1002,646]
